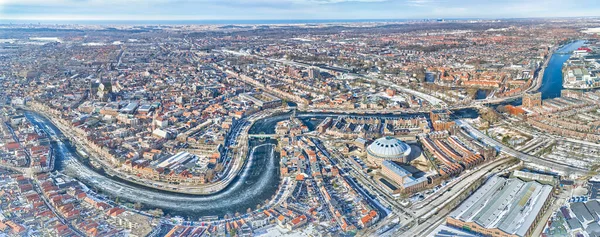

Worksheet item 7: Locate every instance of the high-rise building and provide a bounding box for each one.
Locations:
[522,92,542,108]
[308,67,320,79]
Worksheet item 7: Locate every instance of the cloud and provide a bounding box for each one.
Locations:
[1,0,599,20]
[303,0,389,3]
[0,0,387,6]
[405,0,435,7]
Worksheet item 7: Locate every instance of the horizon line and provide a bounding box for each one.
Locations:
[1,16,599,25]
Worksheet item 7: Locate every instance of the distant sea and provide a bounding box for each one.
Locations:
[0,18,453,26]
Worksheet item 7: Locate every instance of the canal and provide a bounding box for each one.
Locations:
[538,40,586,99]
[24,108,479,218]
[15,40,584,220]
[26,111,282,218]
[485,39,586,108]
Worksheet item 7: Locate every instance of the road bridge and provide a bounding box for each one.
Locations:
[248,134,283,139]
[554,51,574,55]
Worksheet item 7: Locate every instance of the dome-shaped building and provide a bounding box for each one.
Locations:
[367,136,411,166]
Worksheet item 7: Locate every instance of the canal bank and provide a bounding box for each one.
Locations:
[9,39,587,220]
[25,111,282,218]
[482,39,587,108]
[23,106,480,218]
[538,40,586,99]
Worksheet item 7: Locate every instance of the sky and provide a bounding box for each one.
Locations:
[0,0,599,22]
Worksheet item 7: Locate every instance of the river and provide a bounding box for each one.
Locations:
[26,111,282,218]
[15,40,582,220]
[23,108,481,218]
[538,40,586,99]
[484,39,586,108]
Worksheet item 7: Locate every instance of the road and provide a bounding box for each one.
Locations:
[456,119,588,175]
[411,157,513,218]
[312,138,392,215]
[4,121,31,167]
[220,48,561,112]
[370,78,447,107]
[27,108,266,195]
[32,179,86,236]
[220,49,448,108]
[313,133,517,236]
[403,157,516,236]
[23,111,285,217]
[311,138,419,237]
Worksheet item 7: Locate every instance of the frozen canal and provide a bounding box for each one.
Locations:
[24,108,479,218]
[26,112,280,218]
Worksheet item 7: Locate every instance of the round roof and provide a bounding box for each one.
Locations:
[367,136,411,159]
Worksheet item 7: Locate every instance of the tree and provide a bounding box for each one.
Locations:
[215,164,224,172]
[496,105,508,114]
[151,208,164,217]
[502,135,510,144]
[206,169,215,181]
[480,108,500,124]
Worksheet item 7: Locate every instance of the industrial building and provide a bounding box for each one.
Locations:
[156,151,195,170]
[447,176,553,237]
[239,92,282,109]
[380,160,428,194]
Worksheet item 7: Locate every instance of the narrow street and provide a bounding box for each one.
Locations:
[32,180,86,236]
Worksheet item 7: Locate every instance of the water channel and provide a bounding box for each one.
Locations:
[20,39,584,218]
[538,40,586,99]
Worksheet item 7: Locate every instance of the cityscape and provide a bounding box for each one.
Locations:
[2,1,600,237]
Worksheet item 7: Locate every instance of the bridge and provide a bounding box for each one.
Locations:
[49,134,68,142]
[554,51,574,55]
[248,134,284,138]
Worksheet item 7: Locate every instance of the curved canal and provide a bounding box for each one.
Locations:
[23,108,478,218]
[17,40,582,219]
[25,46,582,218]
[27,112,283,218]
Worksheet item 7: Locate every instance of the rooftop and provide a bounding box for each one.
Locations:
[367,136,411,159]
[449,176,553,237]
